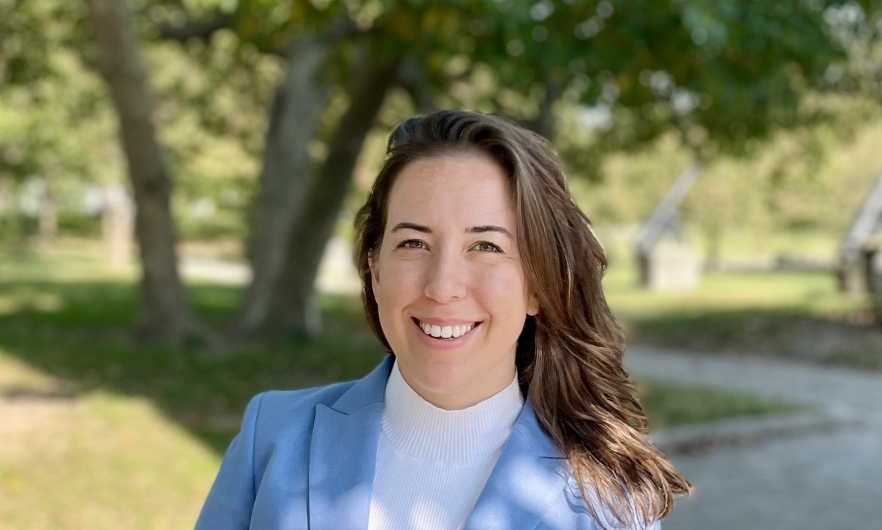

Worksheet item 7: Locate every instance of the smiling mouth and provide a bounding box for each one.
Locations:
[412,318,481,340]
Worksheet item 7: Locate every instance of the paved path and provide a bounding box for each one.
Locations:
[625,346,882,530]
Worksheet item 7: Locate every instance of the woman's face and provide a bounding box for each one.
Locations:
[369,152,538,410]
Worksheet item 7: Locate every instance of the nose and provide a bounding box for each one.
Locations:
[423,250,468,304]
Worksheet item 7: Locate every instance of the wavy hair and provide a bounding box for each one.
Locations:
[354,110,691,528]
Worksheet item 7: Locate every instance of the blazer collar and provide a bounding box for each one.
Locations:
[308,356,569,530]
[307,356,393,530]
[328,355,393,414]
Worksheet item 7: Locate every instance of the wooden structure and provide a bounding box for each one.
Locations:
[839,171,882,294]
[635,163,701,290]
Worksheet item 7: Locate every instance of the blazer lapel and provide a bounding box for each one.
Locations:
[307,356,393,530]
[464,399,569,530]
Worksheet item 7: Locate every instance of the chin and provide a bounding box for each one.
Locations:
[399,356,474,395]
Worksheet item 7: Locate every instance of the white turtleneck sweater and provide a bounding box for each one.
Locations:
[367,361,524,530]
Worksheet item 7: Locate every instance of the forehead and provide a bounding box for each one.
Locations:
[385,153,515,229]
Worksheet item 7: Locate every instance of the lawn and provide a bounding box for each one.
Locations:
[604,265,882,370]
[0,239,798,529]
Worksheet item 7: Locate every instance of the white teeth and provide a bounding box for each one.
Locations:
[452,325,473,338]
[418,320,474,339]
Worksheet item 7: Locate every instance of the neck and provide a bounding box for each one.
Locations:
[382,360,524,464]
[398,363,518,410]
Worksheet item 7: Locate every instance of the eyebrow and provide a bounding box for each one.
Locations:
[390,222,513,239]
[391,222,431,234]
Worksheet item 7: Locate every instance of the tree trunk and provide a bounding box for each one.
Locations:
[254,57,400,339]
[398,59,437,114]
[82,0,204,344]
[533,72,560,140]
[231,36,336,338]
[520,70,560,140]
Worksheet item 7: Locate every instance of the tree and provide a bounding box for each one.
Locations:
[26,0,882,343]
[81,0,207,343]
[0,0,108,240]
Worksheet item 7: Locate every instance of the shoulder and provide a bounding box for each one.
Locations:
[253,381,358,413]
[196,381,359,529]
[243,380,358,433]
[240,356,393,452]
[237,381,364,480]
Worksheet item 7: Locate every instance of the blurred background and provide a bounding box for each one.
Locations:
[1,0,881,528]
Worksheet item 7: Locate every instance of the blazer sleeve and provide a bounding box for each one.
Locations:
[195,393,265,530]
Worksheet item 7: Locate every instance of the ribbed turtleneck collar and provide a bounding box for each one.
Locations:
[381,360,524,465]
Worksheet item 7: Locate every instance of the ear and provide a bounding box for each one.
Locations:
[368,252,380,288]
[527,292,539,317]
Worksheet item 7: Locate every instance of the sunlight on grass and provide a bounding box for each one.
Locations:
[0,347,59,390]
[0,385,220,530]
[0,238,137,283]
[604,265,862,317]
[602,264,881,369]
[0,289,65,315]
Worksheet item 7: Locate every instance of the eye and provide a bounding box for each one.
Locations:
[397,239,427,250]
[474,241,503,253]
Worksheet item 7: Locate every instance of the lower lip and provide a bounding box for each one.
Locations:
[413,320,480,350]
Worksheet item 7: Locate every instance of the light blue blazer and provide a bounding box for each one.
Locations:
[195,356,660,530]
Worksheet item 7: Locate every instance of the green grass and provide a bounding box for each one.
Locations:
[0,239,800,529]
[0,390,221,530]
[636,380,800,431]
[604,265,882,370]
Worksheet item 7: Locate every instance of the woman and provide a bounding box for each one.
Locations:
[196,110,691,530]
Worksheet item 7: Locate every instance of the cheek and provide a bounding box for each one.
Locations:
[375,260,426,308]
[473,265,529,313]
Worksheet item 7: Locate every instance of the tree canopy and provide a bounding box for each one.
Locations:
[2,0,881,343]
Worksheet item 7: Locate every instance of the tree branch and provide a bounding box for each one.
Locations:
[397,59,437,113]
[155,11,234,43]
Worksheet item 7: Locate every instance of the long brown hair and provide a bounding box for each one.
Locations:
[354,110,691,528]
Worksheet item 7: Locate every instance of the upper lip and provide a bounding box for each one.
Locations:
[413,317,481,327]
